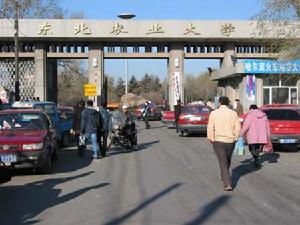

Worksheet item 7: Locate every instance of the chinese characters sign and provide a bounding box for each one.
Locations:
[146,23,164,34]
[38,22,52,35]
[74,23,91,35]
[172,72,181,105]
[244,60,300,74]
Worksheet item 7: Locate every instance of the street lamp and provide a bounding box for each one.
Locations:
[117,13,135,20]
[14,1,20,101]
[117,13,135,94]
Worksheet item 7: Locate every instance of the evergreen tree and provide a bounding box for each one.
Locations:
[115,77,125,99]
[128,75,139,94]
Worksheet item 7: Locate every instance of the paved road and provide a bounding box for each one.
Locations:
[1,121,300,225]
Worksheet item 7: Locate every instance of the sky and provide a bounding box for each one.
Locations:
[61,0,262,81]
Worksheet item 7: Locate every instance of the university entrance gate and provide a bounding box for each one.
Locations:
[0,19,295,108]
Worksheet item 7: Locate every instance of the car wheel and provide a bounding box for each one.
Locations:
[124,139,133,150]
[37,153,52,174]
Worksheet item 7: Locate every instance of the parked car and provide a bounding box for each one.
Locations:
[0,109,59,173]
[57,107,74,147]
[240,104,300,151]
[177,104,211,136]
[1,102,12,110]
[161,111,175,127]
[134,103,162,121]
[11,101,72,145]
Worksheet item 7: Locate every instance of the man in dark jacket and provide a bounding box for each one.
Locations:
[98,103,112,157]
[174,99,182,133]
[80,100,100,159]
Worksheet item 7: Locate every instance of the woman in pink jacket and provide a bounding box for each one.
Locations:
[240,105,271,167]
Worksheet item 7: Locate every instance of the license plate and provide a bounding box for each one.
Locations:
[279,139,297,144]
[190,116,201,121]
[0,154,17,165]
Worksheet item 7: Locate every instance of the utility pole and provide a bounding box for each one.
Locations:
[14,0,20,101]
[125,59,128,94]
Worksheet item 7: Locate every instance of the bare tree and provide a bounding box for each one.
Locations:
[255,0,300,58]
[184,72,217,103]
[0,0,65,19]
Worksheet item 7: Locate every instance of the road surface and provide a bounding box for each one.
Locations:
[1,121,300,225]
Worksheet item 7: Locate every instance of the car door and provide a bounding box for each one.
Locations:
[43,113,58,152]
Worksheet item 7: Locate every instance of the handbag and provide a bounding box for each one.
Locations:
[262,139,273,153]
[234,137,245,156]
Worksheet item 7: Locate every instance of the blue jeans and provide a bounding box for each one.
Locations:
[85,133,99,158]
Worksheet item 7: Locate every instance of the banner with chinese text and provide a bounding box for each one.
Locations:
[246,75,256,102]
[244,60,300,74]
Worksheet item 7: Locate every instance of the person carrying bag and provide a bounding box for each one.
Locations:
[240,104,271,168]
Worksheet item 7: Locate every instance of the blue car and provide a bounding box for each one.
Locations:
[11,101,73,146]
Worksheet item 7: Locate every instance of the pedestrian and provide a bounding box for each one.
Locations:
[240,104,270,168]
[142,101,151,129]
[80,99,101,160]
[207,96,241,191]
[174,99,182,133]
[234,99,244,116]
[72,100,85,156]
[206,99,215,110]
[163,99,170,111]
[98,103,112,157]
[122,104,138,150]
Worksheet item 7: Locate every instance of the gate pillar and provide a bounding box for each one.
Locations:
[34,44,47,101]
[46,59,57,102]
[168,43,184,110]
[88,43,104,107]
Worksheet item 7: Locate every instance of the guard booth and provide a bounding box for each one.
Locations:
[213,59,300,110]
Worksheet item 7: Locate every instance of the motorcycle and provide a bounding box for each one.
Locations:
[110,110,134,150]
[110,124,133,149]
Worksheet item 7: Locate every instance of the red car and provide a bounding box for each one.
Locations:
[161,111,175,127]
[240,104,300,150]
[134,103,162,121]
[178,104,211,136]
[0,109,59,173]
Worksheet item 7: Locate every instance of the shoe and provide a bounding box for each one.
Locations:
[224,185,233,191]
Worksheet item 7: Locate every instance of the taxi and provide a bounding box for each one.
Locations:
[240,104,300,150]
[177,104,211,136]
[0,109,59,173]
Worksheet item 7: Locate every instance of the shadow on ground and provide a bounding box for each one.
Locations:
[232,153,280,188]
[107,140,160,156]
[183,195,231,225]
[182,133,207,138]
[103,183,182,225]
[0,172,109,225]
[8,144,93,179]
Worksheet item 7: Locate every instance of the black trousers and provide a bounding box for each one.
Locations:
[213,142,235,186]
[98,132,108,157]
[249,144,263,160]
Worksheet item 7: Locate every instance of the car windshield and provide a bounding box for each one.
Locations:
[183,105,210,114]
[0,113,45,130]
[34,104,56,116]
[264,109,300,121]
